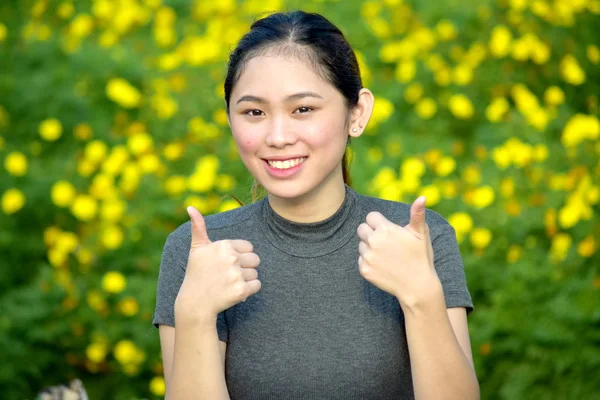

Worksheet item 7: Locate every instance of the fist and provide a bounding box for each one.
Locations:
[175,206,262,325]
[357,196,437,308]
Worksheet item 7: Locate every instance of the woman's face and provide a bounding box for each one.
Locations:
[228,54,351,201]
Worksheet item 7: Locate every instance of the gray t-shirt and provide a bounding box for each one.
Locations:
[153,184,473,399]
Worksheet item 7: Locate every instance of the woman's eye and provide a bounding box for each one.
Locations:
[245,109,264,116]
[295,106,313,114]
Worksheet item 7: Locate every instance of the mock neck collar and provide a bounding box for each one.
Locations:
[257,184,362,258]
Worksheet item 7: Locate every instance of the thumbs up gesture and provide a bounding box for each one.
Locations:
[356,196,438,309]
[175,206,262,326]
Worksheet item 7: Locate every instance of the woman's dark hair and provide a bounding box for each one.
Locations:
[224,11,362,201]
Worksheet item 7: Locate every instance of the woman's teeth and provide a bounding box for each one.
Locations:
[267,157,306,170]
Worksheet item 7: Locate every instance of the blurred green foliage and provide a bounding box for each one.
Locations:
[0,0,599,398]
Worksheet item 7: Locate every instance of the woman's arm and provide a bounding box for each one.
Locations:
[166,316,231,400]
[401,277,480,400]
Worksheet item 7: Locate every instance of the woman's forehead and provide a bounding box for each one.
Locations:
[232,54,338,101]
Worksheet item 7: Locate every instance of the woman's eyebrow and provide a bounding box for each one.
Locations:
[236,91,324,104]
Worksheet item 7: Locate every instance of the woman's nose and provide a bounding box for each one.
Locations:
[265,116,297,148]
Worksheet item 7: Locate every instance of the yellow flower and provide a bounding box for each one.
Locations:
[39,118,63,141]
[118,297,139,317]
[470,228,492,249]
[77,159,96,177]
[2,188,26,214]
[87,290,108,312]
[578,236,596,258]
[57,2,75,19]
[507,244,522,263]
[163,142,185,161]
[531,41,550,64]
[425,53,446,71]
[491,147,511,169]
[587,45,600,64]
[106,78,142,108]
[76,247,93,265]
[448,212,473,235]
[4,151,28,176]
[44,226,62,247]
[452,64,473,85]
[485,97,509,122]
[102,271,127,293]
[48,248,67,268]
[550,233,572,262]
[85,140,108,163]
[489,25,512,58]
[435,19,457,41]
[561,114,600,147]
[149,376,166,397]
[100,198,126,222]
[70,13,94,37]
[434,68,451,86]
[90,174,116,199]
[533,144,549,162]
[102,146,130,175]
[113,340,138,364]
[127,132,153,155]
[379,181,403,201]
[419,185,441,206]
[219,199,241,212]
[527,108,549,132]
[371,167,396,192]
[70,194,97,221]
[472,186,495,208]
[560,55,586,85]
[183,37,220,66]
[151,95,178,119]
[50,179,75,211]
[102,225,124,250]
[0,23,7,42]
[544,86,565,106]
[462,165,482,185]
[500,177,515,198]
[401,157,426,178]
[435,156,456,176]
[511,84,539,114]
[403,83,424,104]
[216,175,236,192]
[415,98,437,119]
[163,176,186,197]
[448,94,474,119]
[74,123,93,140]
[86,342,107,363]
[395,60,416,83]
[138,153,162,174]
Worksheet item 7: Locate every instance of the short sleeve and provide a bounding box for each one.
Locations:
[152,230,229,342]
[432,223,474,316]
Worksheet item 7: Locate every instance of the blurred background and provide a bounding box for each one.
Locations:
[0,0,599,398]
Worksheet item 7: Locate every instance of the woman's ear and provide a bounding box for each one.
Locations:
[349,88,375,138]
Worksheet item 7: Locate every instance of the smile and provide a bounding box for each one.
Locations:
[266,157,306,170]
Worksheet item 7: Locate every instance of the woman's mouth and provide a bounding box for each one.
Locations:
[263,157,307,178]
[266,157,306,170]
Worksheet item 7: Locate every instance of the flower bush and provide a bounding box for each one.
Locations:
[0,0,599,398]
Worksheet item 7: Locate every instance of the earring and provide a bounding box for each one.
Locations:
[352,128,358,133]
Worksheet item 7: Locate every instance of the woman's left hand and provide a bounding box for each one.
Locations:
[357,196,439,308]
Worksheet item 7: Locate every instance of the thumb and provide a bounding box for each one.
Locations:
[408,196,427,236]
[187,206,211,248]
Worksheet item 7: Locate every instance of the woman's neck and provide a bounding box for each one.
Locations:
[266,174,346,223]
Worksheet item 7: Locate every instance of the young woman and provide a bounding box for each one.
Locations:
[153,11,479,400]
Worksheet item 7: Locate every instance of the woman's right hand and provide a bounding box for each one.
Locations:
[174,206,262,326]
